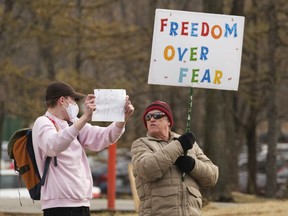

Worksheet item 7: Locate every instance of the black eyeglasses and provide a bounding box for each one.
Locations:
[145,112,166,121]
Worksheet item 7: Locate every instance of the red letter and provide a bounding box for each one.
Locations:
[201,22,209,36]
[181,21,189,36]
[160,18,168,32]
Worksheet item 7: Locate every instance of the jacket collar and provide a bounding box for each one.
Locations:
[146,131,179,142]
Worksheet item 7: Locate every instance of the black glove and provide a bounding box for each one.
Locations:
[175,155,195,173]
[177,131,196,152]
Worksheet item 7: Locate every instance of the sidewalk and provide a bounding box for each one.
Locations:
[0,198,136,214]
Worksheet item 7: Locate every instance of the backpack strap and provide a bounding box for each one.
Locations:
[45,116,58,167]
[41,156,51,186]
[40,115,58,186]
[53,157,58,166]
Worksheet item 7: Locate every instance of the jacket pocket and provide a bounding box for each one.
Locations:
[186,186,202,213]
[151,186,179,215]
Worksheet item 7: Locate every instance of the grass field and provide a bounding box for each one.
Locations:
[89,198,288,216]
[201,192,288,216]
[202,200,288,216]
[0,193,287,216]
[89,192,288,216]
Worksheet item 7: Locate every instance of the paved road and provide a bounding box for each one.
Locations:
[0,198,136,214]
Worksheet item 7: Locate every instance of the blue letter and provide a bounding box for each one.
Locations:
[190,23,199,37]
[225,23,237,37]
[177,47,188,61]
[201,69,211,83]
[179,68,188,83]
[200,46,209,61]
[170,22,178,36]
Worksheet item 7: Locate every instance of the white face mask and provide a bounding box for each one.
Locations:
[64,100,79,122]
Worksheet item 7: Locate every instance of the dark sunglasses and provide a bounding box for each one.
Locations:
[145,112,166,121]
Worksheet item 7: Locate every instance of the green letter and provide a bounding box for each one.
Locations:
[191,69,199,82]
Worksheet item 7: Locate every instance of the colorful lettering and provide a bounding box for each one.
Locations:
[225,23,237,37]
[163,45,175,61]
[201,22,209,36]
[177,68,223,84]
[181,22,189,36]
[200,47,209,61]
[201,69,211,83]
[191,23,198,37]
[160,18,168,32]
[213,70,223,84]
[159,18,238,39]
[190,47,198,61]
[179,68,188,82]
[170,22,178,36]
[211,25,222,39]
[178,48,188,61]
[163,45,209,61]
[191,69,200,82]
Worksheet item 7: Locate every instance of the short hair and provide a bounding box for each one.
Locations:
[45,98,60,108]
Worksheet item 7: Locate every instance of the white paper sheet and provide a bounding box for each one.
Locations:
[92,89,126,122]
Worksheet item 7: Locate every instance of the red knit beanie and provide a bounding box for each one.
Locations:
[142,100,173,129]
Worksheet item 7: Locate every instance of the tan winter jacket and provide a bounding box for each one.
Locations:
[131,132,219,216]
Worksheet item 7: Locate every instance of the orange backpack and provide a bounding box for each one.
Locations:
[7,117,57,200]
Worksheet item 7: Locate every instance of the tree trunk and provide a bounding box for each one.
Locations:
[204,90,233,201]
[0,0,15,168]
[266,1,278,198]
[0,101,4,169]
[225,92,238,190]
[40,45,55,80]
[246,113,258,194]
[229,0,245,192]
[203,0,233,202]
[75,0,82,74]
[239,0,263,195]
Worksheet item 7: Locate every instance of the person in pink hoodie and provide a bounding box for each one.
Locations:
[32,81,134,216]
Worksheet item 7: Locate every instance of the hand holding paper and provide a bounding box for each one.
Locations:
[123,95,134,121]
[81,94,96,121]
[92,89,133,122]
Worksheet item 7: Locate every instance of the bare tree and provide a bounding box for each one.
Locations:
[265,0,279,198]
[236,0,261,194]
[202,0,235,201]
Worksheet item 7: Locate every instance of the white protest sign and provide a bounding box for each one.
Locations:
[148,9,245,91]
[92,89,126,122]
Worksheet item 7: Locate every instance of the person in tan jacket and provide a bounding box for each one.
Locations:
[131,100,219,216]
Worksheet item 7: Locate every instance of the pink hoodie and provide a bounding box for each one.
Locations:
[32,112,125,210]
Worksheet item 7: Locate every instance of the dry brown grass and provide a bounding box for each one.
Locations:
[0,193,287,216]
[89,192,288,216]
[89,197,288,216]
[202,192,288,216]
[202,201,288,216]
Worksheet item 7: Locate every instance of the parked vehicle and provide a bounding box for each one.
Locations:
[0,169,30,198]
[0,169,101,199]
[238,143,288,196]
[91,159,131,195]
[1,141,13,169]
[90,148,132,195]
